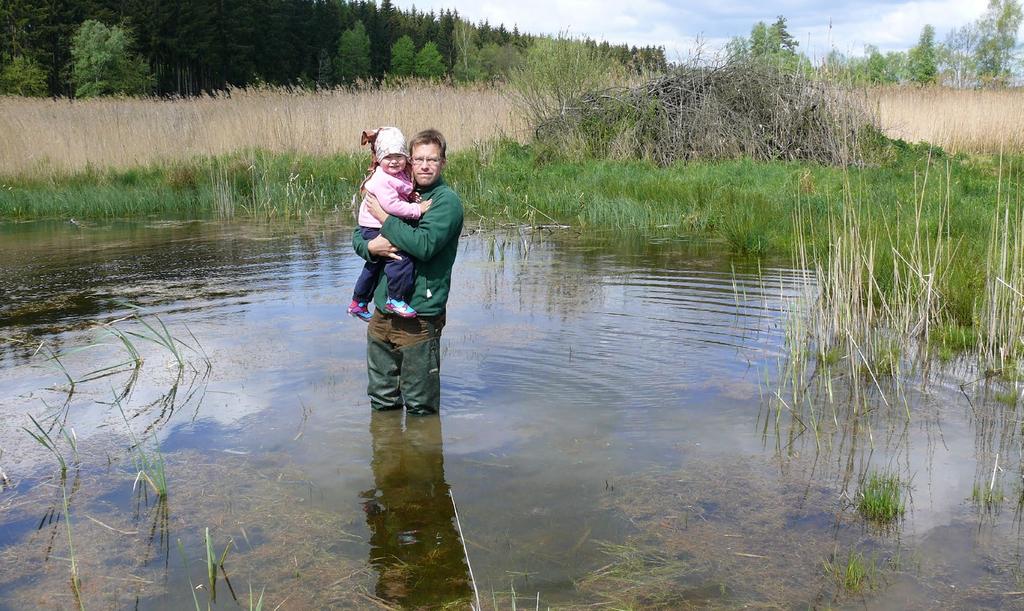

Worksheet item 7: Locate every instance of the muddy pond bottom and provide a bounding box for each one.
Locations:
[0,219,1021,609]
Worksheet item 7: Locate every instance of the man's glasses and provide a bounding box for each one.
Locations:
[411,157,442,166]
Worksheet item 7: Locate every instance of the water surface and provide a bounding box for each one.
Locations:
[0,219,1021,609]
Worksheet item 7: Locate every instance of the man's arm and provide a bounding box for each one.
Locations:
[352,227,372,262]
[380,193,462,261]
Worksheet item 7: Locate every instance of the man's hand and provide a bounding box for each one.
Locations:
[368,235,401,260]
[365,192,389,223]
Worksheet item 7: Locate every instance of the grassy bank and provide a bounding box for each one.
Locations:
[0,152,367,218]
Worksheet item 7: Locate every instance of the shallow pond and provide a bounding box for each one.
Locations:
[1,219,1022,609]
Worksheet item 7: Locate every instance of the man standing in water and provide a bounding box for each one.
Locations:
[352,129,463,415]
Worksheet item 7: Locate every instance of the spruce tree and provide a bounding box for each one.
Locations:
[770,16,798,54]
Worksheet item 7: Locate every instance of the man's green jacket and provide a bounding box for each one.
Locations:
[352,177,463,317]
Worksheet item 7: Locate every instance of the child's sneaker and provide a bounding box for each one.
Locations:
[384,298,417,318]
[347,300,372,322]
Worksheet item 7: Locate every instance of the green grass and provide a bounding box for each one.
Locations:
[0,150,365,219]
[932,323,979,362]
[867,338,902,379]
[205,527,234,604]
[972,483,1006,508]
[0,140,1015,262]
[22,412,84,609]
[857,472,905,523]
[818,345,844,367]
[995,390,1020,407]
[116,394,168,498]
[823,549,877,593]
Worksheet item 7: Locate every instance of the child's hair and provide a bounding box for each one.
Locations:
[358,130,378,196]
[360,129,381,173]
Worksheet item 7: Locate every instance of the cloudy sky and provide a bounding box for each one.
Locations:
[396,0,996,60]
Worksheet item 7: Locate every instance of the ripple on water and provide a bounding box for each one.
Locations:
[1,221,1016,609]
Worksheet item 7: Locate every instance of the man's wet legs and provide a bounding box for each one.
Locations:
[366,311,445,414]
[366,333,403,411]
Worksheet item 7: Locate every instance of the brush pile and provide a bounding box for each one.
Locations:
[536,58,872,166]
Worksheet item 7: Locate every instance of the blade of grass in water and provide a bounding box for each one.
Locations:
[177,539,203,611]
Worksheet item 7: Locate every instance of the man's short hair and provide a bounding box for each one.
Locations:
[410,129,447,159]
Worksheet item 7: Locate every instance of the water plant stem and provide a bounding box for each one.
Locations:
[449,489,482,611]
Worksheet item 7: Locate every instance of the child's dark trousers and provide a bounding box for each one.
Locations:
[353,226,414,303]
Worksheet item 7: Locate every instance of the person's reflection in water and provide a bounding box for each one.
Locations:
[362,410,472,607]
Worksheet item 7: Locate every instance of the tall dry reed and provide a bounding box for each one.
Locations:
[0,83,526,176]
[980,189,1024,367]
[868,86,1024,154]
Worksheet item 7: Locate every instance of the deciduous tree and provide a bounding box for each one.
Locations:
[414,41,445,79]
[975,0,1023,84]
[939,24,980,87]
[390,35,415,77]
[908,24,938,84]
[71,20,153,97]
[334,20,371,83]
[0,55,48,95]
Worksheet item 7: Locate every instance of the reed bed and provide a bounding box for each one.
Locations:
[869,87,1024,154]
[2,83,1023,180]
[0,84,526,176]
[768,156,1024,449]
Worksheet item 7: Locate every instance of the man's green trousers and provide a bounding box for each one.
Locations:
[366,312,445,415]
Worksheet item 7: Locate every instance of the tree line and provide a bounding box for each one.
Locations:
[728,0,1023,87]
[0,0,667,98]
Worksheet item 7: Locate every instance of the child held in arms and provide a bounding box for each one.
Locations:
[348,126,430,321]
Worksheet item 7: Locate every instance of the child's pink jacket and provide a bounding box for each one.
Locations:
[357,166,419,228]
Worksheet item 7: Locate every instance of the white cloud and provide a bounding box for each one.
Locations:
[397,0,999,59]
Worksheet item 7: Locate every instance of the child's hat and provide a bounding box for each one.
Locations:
[362,126,408,162]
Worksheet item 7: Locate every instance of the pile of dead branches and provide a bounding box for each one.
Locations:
[536,58,872,166]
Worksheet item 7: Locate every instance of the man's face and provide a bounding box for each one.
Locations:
[411,143,445,187]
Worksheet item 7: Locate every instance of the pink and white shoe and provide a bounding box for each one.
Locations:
[347,300,372,322]
[384,298,417,318]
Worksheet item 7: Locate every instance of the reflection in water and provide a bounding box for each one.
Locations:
[361,411,472,607]
[4,220,1024,607]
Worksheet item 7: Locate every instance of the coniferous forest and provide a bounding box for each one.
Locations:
[0,0,667,97]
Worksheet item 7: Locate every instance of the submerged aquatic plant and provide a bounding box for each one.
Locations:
[857,472,905,523]
[248,584,265,611]
[114,304,187,369]
[823,548,877,593]
[575,540,696,608]
[205,527,235,604]
[23,415,84,608]
[116,394,168,498]
[177,538,203,611]
[23,413,74,477]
